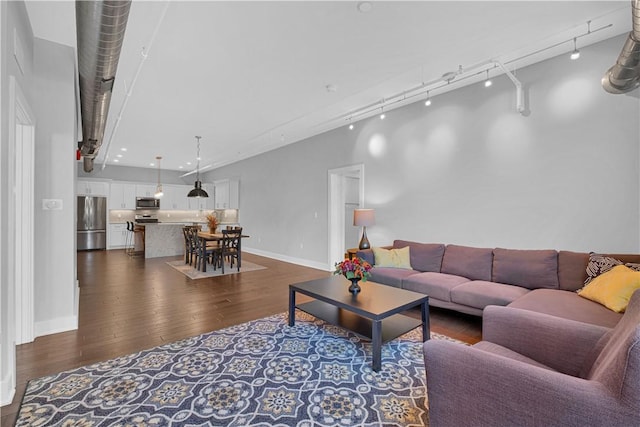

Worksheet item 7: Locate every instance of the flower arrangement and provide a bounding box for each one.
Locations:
[333,257,372,281]
[206,212,219,233]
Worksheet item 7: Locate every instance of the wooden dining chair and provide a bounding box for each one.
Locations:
[182,226,199,265]
[191,228,216,271]
[213,229,242,273]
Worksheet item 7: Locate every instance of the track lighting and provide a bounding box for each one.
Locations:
[348,117,354,130]
[570,37,580,60]
[484,70,492,87]
[424,91,432,106]
[380,106,385,120]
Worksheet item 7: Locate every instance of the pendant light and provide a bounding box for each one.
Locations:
[187,135,209,198]
[154,156,163,198]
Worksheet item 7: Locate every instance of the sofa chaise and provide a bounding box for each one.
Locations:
[357,240,640,328]
[422,289,640,426]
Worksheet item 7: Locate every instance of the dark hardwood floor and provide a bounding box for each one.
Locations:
[1,249,481,425]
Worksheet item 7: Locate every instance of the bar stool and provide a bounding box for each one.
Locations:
[125,221,134,255]
[131,224,145,257]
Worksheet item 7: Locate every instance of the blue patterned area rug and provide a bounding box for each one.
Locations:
[16,312,464,426]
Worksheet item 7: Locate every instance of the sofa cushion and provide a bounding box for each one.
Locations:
[372,246,412,269]
[370,267,418,288]
[393,240,445,272]
[441,245,493,281]
[402,272,470,302]
[578,265,640,313]
[450,281,530,310]
[492,248,559,290]
[558,250,589,291]
[355,248,375,265]
[508,288,622,328]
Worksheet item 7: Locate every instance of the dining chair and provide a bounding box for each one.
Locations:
[182,226,199,265]
[213,229,242,273]
[191,228,216,271]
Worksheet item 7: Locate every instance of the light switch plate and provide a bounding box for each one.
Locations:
[42,199,63,210]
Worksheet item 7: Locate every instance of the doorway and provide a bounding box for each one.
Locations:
[328,164,364,267]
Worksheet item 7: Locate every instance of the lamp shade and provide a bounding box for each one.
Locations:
[187,180,209,198]
[354,209,375,227]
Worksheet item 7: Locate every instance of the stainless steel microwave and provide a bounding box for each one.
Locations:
[136,197,160,210]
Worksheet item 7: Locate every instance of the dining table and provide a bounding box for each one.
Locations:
[196,231,249,272]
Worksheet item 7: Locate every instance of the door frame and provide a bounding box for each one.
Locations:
[328,164,364,268]
[9,76,35,345]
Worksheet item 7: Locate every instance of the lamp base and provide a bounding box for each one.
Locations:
[358,227,370,250]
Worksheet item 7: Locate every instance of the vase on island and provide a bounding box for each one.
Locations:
[347,277,361,295]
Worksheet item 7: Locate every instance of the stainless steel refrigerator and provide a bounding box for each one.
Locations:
[77,196,107,250]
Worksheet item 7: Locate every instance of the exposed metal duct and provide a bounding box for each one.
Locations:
[602,0,640,94]
[76,1,131,172]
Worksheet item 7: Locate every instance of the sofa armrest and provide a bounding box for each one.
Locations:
[482,305,610,376]
[423,340,632,426]
[356,248,374,265]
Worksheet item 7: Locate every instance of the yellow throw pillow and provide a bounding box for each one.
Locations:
[578,265,640,313]
[372,246,412,269]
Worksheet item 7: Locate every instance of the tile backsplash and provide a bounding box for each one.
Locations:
[109,209,239,224]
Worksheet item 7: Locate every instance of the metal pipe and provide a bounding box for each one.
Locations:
[76,0,132,172]
[602,0,640,94]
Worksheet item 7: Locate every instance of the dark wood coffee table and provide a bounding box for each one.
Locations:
[289,276,430,371]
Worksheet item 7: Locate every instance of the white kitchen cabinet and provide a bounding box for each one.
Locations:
[109,183,137,209]
[136,184,158,198]
[77,179,109,196]
[108,223,129,249]
[213,178,239,209]
[162,184,190,210]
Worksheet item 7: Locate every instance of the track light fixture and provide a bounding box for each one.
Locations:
[348,117,354,130]
[380,105,385,120]
[484,70,492,87]
[424,91,432,106]
[570,37,581,60]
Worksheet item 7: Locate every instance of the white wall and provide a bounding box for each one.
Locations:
[33,38,77,336]
[0,0,35,406]
[206,34,640,268]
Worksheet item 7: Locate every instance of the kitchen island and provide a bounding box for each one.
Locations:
[144,222,204,259]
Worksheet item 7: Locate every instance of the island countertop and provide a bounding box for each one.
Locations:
[143,223,186,258]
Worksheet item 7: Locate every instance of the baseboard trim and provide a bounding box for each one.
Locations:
[243,247,331,272]
[0,371,16,407]
[35,315,78,338]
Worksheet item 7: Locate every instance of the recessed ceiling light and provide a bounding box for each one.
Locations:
[178,166,183,169]
[357,1,373,13]
[116,154,123,158]
[186,162,192,166]
[150,163,155,167]
[113,159,119,163]
[120,148,127,152]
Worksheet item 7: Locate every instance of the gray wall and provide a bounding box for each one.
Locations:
[205,34,639,268]
[33,38,77,335]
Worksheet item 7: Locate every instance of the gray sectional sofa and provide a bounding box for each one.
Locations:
[357,240,640,328]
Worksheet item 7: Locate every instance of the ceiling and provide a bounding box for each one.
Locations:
[25,1,632,174]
